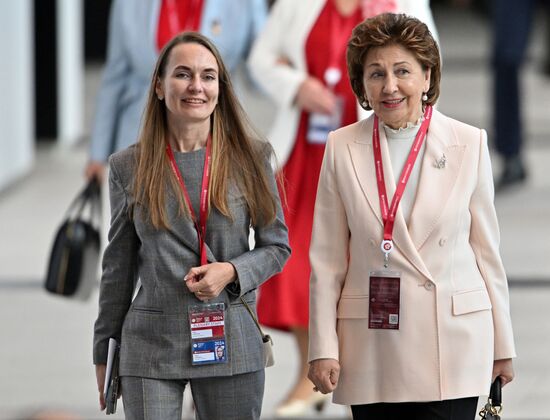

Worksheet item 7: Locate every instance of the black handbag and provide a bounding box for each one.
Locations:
[44,178,101,299]
[479,377,503,420]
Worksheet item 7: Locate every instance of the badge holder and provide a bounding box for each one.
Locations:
[307,66,344,144]
[369,240,401,330]
[188,302,227,365]
[307,96,344,144]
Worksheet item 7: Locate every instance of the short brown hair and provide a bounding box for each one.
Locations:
[347,13,441,110]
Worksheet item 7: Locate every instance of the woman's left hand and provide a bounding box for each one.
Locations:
[184,262,237,301]
[492,358,515,386]
[308,358,340,394]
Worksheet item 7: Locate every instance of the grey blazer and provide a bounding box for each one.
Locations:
[93,146,290,379]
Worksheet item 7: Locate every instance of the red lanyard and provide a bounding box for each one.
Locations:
[166,136,212,265]
[373,106,433,261]
[325,1,359,86]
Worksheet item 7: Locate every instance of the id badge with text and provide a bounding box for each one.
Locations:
[189,303,227,365]
[306,96,344,144]
[192,338,227,364]
[369,270,401,330]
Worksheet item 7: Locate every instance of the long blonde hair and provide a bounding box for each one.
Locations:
[133,32,277,229]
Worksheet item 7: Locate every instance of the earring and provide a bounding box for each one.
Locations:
[362,99,369,108]
[422,93,428,102]
[158,96,164,101]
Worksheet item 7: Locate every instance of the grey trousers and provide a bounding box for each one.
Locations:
[120,370,264,420]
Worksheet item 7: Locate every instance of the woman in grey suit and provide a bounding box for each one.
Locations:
[93,32,290,420]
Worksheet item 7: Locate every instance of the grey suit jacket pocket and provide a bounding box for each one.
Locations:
[131,306,164,315]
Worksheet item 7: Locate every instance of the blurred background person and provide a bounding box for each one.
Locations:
[491,0,550,191]
[308,13,515,419]
[85,0,267,183]
[248,0,437,416]
[93,32,290,420]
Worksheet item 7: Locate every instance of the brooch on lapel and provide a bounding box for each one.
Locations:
[434,153,447,169]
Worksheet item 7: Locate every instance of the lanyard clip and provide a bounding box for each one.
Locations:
[381,240,393,268]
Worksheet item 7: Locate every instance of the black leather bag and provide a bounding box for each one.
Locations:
[479,377,502,420]
[44,179,101,300]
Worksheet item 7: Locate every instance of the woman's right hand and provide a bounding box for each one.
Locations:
[308,358,340,394]
[295,77,336,115]
[184,262,237,301]
[95,364,106,411]
[85,161,106,183]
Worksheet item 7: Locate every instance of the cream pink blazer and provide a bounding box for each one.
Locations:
[308,110,516,405]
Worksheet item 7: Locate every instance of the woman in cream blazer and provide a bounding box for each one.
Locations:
[248,1,438,415]
[308,13,515,419]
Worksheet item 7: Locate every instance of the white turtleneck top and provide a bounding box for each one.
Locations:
[381,120,425,225]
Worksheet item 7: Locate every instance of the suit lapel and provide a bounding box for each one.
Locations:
[167,196,217,264]
[348,119,383,226]
[408,110,466,251]
[348,117,433,281]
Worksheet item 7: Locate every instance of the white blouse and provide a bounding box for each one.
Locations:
[382,121,425,224]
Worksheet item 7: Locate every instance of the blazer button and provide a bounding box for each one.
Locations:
[439,238,447,247]
[424,281,434,291]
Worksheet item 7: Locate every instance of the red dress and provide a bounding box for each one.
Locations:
[258,1,362,330]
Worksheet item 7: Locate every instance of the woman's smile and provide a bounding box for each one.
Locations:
[381,97,406,109]
[181,97,208,105]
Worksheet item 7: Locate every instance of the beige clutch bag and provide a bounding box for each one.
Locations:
[241,298,274,368]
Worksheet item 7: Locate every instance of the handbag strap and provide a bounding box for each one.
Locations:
[490,377,502,407]
[88,178,102,230]
[240,297,271,343]
[480,377,502,419]
[65,178,102,229]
